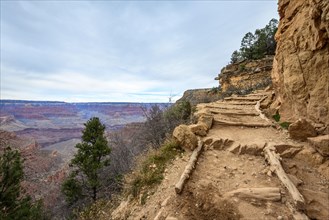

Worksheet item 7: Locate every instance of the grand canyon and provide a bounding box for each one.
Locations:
[0,100,168,217]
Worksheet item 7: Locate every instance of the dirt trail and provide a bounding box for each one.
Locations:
[112,90,329,220]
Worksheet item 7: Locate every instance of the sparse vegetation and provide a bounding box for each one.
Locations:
[210,86,221,94]
[272,113,290,129]
[272,113,280,122]
[279,121,291,129]
[0,147,47,220]
[239,64,246,71]
[129,139,183,198]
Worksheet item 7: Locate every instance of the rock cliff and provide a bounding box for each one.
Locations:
[271,0,329,131]
[215,56,273,94]
[177,88,221,105]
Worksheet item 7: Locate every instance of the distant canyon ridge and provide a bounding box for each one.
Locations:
[0,100,169,149]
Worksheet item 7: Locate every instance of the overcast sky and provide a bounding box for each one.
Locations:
[1,1,278,103]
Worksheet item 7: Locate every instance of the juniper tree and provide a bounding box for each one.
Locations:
[62,117,111,205]
[0,147,45,220]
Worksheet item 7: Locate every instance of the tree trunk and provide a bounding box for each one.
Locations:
[175,140,203,194]
[93,186,97,201]
[264,145,305,210]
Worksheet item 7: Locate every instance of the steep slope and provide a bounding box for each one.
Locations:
[0,130,68,217]
[271,0,329,130]
[112,90,329,220]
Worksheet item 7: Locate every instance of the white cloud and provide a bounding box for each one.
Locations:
[0,1,278,102]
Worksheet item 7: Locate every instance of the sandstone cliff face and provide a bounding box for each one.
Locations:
[271,0,329,130]
[178,88,221,105]
[216,56,273,94]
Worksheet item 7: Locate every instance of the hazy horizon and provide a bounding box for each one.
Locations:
[1,1,278,103]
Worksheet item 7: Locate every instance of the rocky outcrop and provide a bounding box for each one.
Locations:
[178,89,221,105]
[173,125,198,151]
[271,0,329,131]
[215,56,273,94]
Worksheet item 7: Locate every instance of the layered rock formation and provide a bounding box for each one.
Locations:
[215,56,273,94]
[271,0,329,131]
[178,89,221,105]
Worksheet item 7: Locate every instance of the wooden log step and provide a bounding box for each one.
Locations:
[224,97,263,102]
[175,140,204,194]
[214,119,272,127]
[214,111,259,116]
[206,103,255,109]
[224,187,281,201]
[220,101,257,105]
[264,145,305,211]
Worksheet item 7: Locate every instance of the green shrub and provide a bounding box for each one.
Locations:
[128,139,182,198]
[272,113,280,122]
[239,64,246,71]
[280,122,291,129]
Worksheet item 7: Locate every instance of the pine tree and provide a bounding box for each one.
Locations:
[62,117,111,205]
[0,147,45,220]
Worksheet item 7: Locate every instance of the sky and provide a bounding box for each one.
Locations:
[0,1,278,103]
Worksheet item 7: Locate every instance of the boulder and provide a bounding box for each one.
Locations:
[198,114,214,130]
[189,123,208,136]
[173,125,198,151]
[294,147,324,165]
[288,119,317,141]
[308,135,329,156]
[301,189,329,220]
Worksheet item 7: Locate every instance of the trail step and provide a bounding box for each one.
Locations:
[216,101,257,105]
[224,97,263,102]
[214,119,272,127]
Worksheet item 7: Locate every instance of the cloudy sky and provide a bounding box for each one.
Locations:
[1,1,278,103]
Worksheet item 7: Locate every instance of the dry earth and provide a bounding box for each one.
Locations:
[112,90,329,220]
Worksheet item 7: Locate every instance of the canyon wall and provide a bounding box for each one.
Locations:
[271,0,329,130]
[216,56,273,94]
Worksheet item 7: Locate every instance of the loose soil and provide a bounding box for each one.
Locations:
[112,90,329,220]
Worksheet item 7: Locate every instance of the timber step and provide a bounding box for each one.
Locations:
[210,110,259,116]
[224,97,264,102]
[214,119,272,127]
[213,101,257,105]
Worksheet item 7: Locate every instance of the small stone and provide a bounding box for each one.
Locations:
[267,171,272,177]
[277,216,283,220]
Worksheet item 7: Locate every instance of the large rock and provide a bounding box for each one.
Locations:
[308,134,329,156]
[288,119,317,141]
[189,123,208,136]
[173,125,198,151]
[271,0,329,131]
[198,114,214,130]
[301,189,329,220]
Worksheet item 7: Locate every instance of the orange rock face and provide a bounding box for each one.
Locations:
[271,0,329,129]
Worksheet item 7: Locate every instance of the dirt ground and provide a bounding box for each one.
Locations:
[111,91,329,220]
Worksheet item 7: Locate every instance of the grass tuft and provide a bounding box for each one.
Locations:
[279,122,291,129]
[272,113,280,122]
[128,138,183,198]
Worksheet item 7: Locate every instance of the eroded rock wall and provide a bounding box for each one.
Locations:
[271,0,329,129]
[216,56,273,94]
